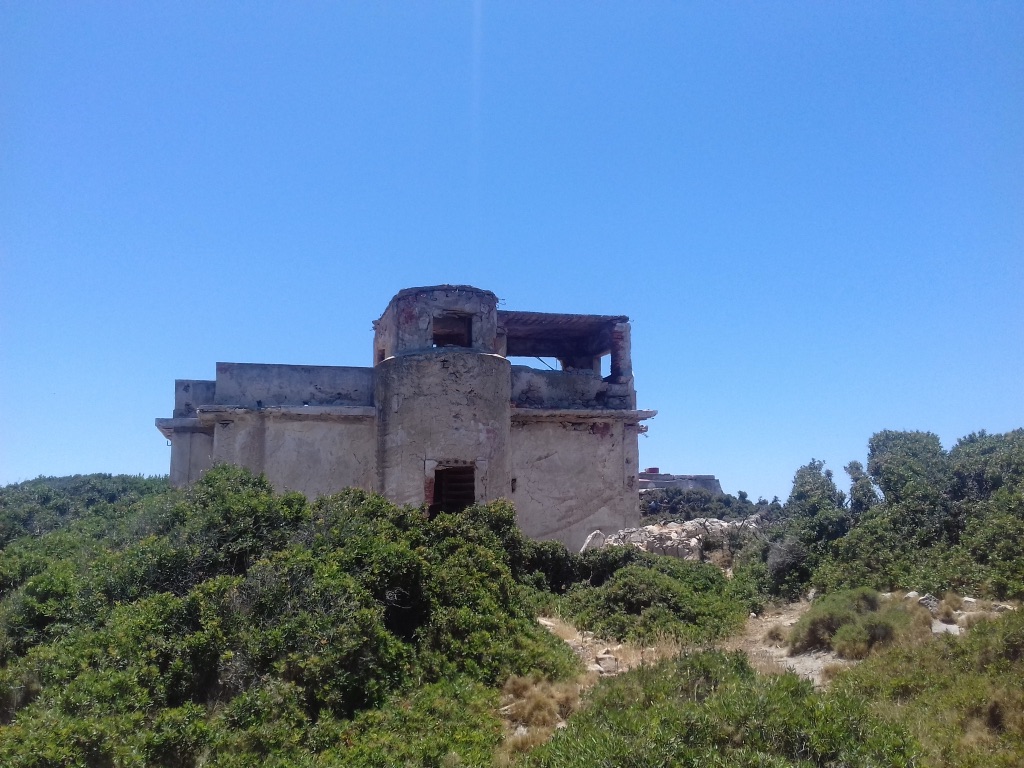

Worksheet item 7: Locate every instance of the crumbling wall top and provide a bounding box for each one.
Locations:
[372,284,499,360]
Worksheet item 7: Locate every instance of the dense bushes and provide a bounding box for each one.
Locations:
[0,468,588,765]
[747,429,1024,601]
[518,650,920,767]
[2,429,1021,766]
[562,557,749,643]
[0,467,759,764]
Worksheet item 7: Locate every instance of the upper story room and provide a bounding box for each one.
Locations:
[371,285,637,410]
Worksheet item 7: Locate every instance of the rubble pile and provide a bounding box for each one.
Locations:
[581,516,761,560]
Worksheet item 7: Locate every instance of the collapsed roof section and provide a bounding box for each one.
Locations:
[498,309,633,383]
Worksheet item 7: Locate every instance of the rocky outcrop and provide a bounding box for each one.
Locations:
[580,516,761,560]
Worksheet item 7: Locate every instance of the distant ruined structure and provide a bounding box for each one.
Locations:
[156,285,655,549]
[637,469,723,495]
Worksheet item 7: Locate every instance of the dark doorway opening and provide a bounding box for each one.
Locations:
[430,465,475,518]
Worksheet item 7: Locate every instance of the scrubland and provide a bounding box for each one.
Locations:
[0,426,1021,766]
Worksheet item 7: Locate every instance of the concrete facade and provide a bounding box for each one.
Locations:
[156,285,655,549]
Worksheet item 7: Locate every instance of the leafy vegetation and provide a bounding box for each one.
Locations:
[641,486,783,523]
[561,556,750,643]
[0,467,755,765]
[0,425,1021,765]
[741,429,1024,601]
[517,650,920,767]
[786,588,932,659]
[833,607,1024,767]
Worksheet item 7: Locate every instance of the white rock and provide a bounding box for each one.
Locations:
[579,530,606,553]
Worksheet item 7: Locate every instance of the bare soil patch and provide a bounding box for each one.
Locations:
[721,601,853,687]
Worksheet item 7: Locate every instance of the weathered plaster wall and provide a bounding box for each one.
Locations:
[174,380,216,417]
[215,363,373,408]
[374,286,499,356]
[510,367,634,410]
[375,349,511,506]
[211,412,376,497]
[510,419,641,549]
[168,430,214,487]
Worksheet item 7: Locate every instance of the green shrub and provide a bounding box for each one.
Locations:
[789,588,930,659]
[834,609,1024,767]
[179,465,309,576]
[516,650,920,767]
[562,558,746,643]
[321,677,501,768]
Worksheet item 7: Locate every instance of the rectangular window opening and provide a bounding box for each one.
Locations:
[506,356,560,371]
[433,315,472,348]
[430,465,475,518]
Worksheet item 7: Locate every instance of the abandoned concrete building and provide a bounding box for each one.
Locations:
[156,285,656,549]
[638,469,723,495]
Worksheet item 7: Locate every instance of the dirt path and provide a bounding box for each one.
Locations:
[722,601,853,687]
[537,604,849,689]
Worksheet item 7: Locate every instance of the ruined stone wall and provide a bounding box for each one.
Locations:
[374,286,499,357]
[375,349,511,506]
[210,412,376,497]
[510,366,634,410]
[509,418,640,549]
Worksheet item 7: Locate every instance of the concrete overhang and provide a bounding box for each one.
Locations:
[510,408,656,424]
[155,417,208,439]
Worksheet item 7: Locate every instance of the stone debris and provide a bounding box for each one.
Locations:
[583,516,761,559]
[917,593,941,615]
[537,619,642,680]
[932,620,961,635]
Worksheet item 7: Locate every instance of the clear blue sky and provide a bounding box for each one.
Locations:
[2,2,1022,502]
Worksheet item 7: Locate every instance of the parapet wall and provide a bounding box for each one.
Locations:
[214,363,373,408]
[510,366,635,410]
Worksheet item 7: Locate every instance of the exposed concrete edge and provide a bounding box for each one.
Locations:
[510,408,656,423]
[155,417,210,439]
[195,405,377,424]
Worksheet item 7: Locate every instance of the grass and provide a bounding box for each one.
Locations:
[788,588,932,659]
[831,607,1024,767]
